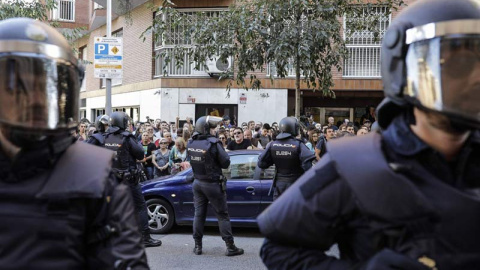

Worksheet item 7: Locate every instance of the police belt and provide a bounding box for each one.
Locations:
[276,175,299,183]
[113,169,139,184]
[194,175,224,183]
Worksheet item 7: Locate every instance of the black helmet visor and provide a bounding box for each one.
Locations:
[0,54,80,131]
[404,20,480,127]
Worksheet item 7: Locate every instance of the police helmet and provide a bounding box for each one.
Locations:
[0,18,83,142]
[378,0,480,129]
[95,115,109,133]
[109,112,129,131]
[277,117,299,139]
[193,116,223,136]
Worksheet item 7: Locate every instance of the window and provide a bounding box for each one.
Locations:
[343,6,390,78]
[260,165,276,180]
[154,9,226,77]
[101,29,123,88]
[222,155,257,180]
[51,0,75,22]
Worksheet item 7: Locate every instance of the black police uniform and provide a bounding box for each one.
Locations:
[258,136,315,200]
[257,113,480,269]
[86,131,105,146]
[188,135,232,241]
[0,138,149,269]
[103,126,159,246]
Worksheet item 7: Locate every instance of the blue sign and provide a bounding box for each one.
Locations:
[95,43,109,55]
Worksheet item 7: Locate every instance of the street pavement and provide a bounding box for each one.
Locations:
[146,226,340,270]
[146,226,267,270]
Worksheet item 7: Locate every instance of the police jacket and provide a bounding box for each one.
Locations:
[86,132,105,146]
[0,138,149,269]
[257,113,480,270]
[104,128,144,172]
[187,134,230,182]
[257,136,315,182]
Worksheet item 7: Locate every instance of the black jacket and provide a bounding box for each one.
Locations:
[0,139,148,269]
[257,113,480,270]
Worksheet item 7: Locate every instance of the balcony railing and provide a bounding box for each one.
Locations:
[343,45,381,78]
[51,0,75,22]
[154,46,209,77]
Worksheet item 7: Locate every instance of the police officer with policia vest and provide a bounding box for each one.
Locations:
[86,114,109,146]
[0,18,149,269]
[258,117,315,200]
[257,0,480,269]
[187,116,244,256]
[104,111,162,248]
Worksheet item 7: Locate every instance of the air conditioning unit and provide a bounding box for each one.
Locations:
[206,56,232,74]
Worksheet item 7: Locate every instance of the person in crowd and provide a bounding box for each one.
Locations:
[227,127,252,150]
[138,131,156,179]
[325,116,339,131]
[357,126,369,136]
[305,131,319,153]
[169,137,190,174]
[187,116,244,256]
[363,119,373,131]
[222,115,232,129]
[218,133,228,149]
[244,129,262,149]
[248,120,255,132]
[258,1,480,269]
[154,119,161,133]
[346,122,356,134]
[145,125,158,145]
[258,117,315,200]
[183,129,192,142]
[257,123,272,148]
[104,112,162,248]
[152,138,171,177]
[315,126,334,161]
[162,131,174,149]
[76,122,88,141]
[0,18,149,268]
[361,104,377,125]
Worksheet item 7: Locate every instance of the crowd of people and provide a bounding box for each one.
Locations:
[72,112,376,180]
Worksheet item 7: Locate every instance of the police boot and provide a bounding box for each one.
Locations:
[143,233,162,248]
[225,241,244,256]
[193,240,202,255]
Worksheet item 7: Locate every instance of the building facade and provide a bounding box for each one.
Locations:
[75,0,414,126]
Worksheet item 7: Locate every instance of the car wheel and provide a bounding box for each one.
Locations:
[146,198,174,234]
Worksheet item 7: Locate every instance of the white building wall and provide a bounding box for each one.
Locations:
[86,88,288,125]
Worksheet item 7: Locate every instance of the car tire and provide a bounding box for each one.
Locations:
[146,198,175,234]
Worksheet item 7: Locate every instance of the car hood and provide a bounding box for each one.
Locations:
[141,169,193,191]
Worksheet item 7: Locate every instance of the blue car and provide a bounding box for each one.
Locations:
[141,150,275,234]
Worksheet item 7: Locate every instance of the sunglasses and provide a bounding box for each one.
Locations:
[219,137,226,140]
[234,132,242,135]
[160,142,168,145]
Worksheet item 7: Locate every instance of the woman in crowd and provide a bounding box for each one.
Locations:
[152,138,171,177]
[218,133,228,149]
[76,122,88,141]
[305,131,319,153]
[169,137,190,174]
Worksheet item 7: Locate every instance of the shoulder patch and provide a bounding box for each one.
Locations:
[300,161,339,200]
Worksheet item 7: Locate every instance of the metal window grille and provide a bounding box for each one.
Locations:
[51,0,75,22]
[154,9,225,77]
[343,6,390,78]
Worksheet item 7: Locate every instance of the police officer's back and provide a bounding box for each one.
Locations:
[258,117,315,200]
[187,116,244,256]
[0,18,148,269]
[257,1,480,269]
[86,114,109,146]
[104,111,162,248]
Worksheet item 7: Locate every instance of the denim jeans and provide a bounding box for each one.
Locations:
[127,182,149,234]
[192,179,233,243]
[145,166,154,180]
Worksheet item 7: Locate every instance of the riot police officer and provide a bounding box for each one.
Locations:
[258,117,315,200]
[187,116,244,256]
[0,18,148,269]
[86,114,109,146]
[257,1,480,269]
[104,111,162,248]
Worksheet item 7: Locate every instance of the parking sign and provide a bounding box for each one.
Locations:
[94,37,123,79]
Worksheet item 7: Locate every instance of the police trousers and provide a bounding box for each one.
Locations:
[192,179,234,243]
[126,181,150,234]
[273,181,294,201]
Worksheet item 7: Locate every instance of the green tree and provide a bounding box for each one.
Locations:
[145,0,404,117]
[0,0,86,53]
